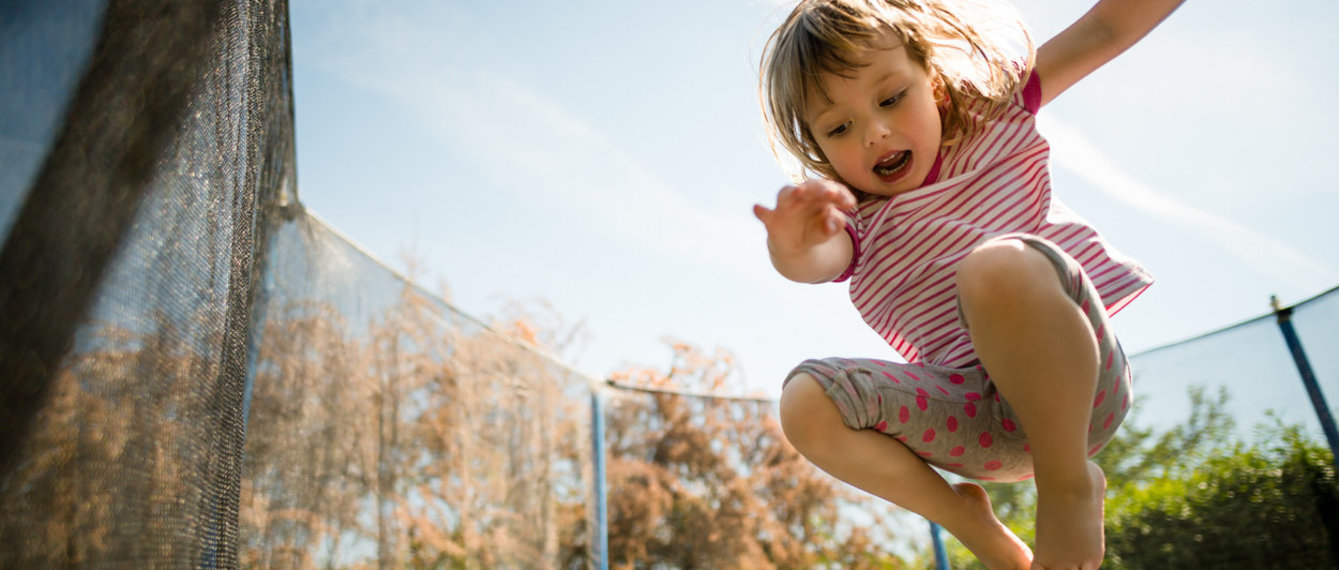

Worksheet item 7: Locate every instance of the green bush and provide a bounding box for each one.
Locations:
[943,388,1339,569]
[1105,424,1339,569]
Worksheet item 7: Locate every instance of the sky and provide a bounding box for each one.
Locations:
[288,0,1339,400]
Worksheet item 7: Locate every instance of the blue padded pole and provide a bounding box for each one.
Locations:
[591,391,610,570]
[930,520,949,569]
[1273,296,1339,471]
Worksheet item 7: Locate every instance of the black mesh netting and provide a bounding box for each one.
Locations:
[1,1,596,567]
[241,214,596,568]
[1,0,286,566]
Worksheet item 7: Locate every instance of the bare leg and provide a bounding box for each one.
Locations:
[957,240,1106,570]
[780,374,1033,569]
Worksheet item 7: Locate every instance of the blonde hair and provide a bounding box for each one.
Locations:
[760,0,1034,182]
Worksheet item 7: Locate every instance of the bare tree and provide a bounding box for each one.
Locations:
[241,301,371,568]
[2,318,228,567]
[240,275,594,569]
[601,341,912,569]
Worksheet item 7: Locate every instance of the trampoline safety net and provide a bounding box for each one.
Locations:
[1,0,595,567]
[1128,286,1339,442]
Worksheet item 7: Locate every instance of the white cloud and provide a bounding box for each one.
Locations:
[1037,112,1339,291]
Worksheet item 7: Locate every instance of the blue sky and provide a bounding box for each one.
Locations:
[289,0,1339,399]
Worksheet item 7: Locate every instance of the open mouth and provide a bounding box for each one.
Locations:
[873,151,911,179]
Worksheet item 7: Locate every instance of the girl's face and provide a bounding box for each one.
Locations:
[805,33,942,197]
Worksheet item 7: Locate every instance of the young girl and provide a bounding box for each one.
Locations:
[752,0,1180,568]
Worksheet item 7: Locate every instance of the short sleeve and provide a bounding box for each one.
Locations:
[832,219,859,283]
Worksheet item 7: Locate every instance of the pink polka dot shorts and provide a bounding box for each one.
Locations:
[783,235,1133,482]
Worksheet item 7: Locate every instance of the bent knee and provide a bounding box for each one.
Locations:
[779,373,836,449]
[956,239,1059,308]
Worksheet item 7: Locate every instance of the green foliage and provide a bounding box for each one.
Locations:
[1099,386,1236,492]
[1104,422,1339,569]
[943,385,1332,570]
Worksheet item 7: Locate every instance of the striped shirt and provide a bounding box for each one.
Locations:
[839,72,1153,367]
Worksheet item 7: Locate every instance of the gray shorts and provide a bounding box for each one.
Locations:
[783,234,1133,482]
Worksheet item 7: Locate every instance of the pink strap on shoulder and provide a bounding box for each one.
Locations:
[1022,69,1042,114]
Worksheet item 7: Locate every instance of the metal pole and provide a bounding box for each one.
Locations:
[591,391,610,570]
[930,520,949,569]
[1272,295,1339,471]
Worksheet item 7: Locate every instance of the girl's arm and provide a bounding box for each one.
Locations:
[754,179,856,284]
[1033,0,1186,107]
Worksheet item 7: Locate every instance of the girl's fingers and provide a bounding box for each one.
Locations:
[780,185,831,212]
[787,180,856,211]
[834,185,857,209]
[760,180,853,242]
[825,208,845,236]
[806,179,855,209]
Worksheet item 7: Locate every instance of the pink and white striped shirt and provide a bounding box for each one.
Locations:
[838,72,1153,367]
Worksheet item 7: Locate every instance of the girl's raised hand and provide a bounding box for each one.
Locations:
[752,179,856,256]
[753,179,857,284]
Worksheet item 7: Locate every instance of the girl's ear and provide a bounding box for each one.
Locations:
[930,72,948,106]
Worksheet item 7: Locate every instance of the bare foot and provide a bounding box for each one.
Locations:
[1032,462,1107,570]
[949,482,1034,570]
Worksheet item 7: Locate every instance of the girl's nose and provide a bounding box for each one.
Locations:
[866,120,891,147]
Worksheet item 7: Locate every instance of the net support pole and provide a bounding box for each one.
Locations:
[591,391,610,570]
[929,521,949,569]
[1272,296,1339,470]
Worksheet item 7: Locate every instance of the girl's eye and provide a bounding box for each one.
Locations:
[826,123,849,137]
[880,91,906,107]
